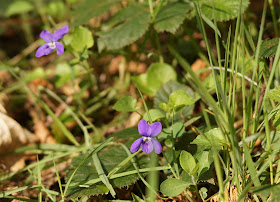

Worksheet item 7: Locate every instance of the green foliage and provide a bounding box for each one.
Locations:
[112,96,139,112]
[53,63,80,88]
[273,111,280,131]
[200,0,250,22]
[24,67,46,83]
[200,187,208,199]
[159,122,185,139]
[132,63,177,96]
[131,193,144,202]
[6,0,33,16]
[268,86,280,102]
[143,109,165,122]
[159,89,194,113]
[180,151,198,175]
[71,26,94,52]
[154,80,195,121]
[195,151,212,177]
[160,178,191,197]
[97,6,150,51]
[154,2,191,33]
[191,128,227,147]
[71,0,122,26]
[259,38,280,58]
[46,1,66,18]
[252,184,280,201]
[168,89,195,111]
[65,145,149,199]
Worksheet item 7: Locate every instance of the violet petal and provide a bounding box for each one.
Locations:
[35,44,54,58]
[130,137,143,153]
[55,42,64,55]
[151,139,162,154]
[40,30,52,43]
[53,25,69,41]
[149,122,162,137]
[138,119,151,137]
[141,141,153,153]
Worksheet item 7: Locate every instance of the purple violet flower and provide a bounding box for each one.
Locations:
[35,25,69,58]
[130,119,162,154]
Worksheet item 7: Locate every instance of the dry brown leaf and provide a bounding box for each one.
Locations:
[191,59,210,81]
[0,112,37,172]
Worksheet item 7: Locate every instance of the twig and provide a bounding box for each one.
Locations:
[209,66,258,86]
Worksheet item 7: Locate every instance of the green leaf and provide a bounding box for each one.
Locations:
[6,0,34,16]
[112,96,139,112]
[159,122,185,139]
[259,38,280,58]
[201,14,221,37]
[143,109,165,122]
[54,63,80,88]
[46,1,66,18]
[191,128,227,147]
[168,89,195,111]
[132,63,177,96]
[97,6,150,51]
[112,127,139,147]
[252,184,280,201]
[154,80,195,121]
[200,187,208,199]
[160,178,190,197]
[71,0,122,26]
[200,0,250,22]
[154,2,191,33]
[268,86,280,102]
[180,151,197,175]
[71,26,94,52]
[131,193,144,202]
[65,145,149,199]
[24,67,46,83]
[195,151,211,177]
[274,111,280,131]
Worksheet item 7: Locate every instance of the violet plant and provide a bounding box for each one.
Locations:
[35,25,69,58]
[130,119,162,154]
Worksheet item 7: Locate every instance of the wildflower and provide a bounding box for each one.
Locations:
[35,25,69,58]
[130,119,162,154]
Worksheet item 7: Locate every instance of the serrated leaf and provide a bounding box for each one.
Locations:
[168,89,195,111]
[132,63,177,96]
[252,184,280,201]
[259,38,280,58]
[71,26,94,52]
[274,111,280,131]
[268,86,280,102]
[154,80,195,121]
[71,0,122,26]
[6,0,34,16]
[180,150,197,175]
[154,2,191,33]
[97,6,150,51]
[191,128,227,147]
[160,178,190,197]
[200,0,250,22]
[113,96,139,112]
[143,109,165,122]
[65,145,149,199]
